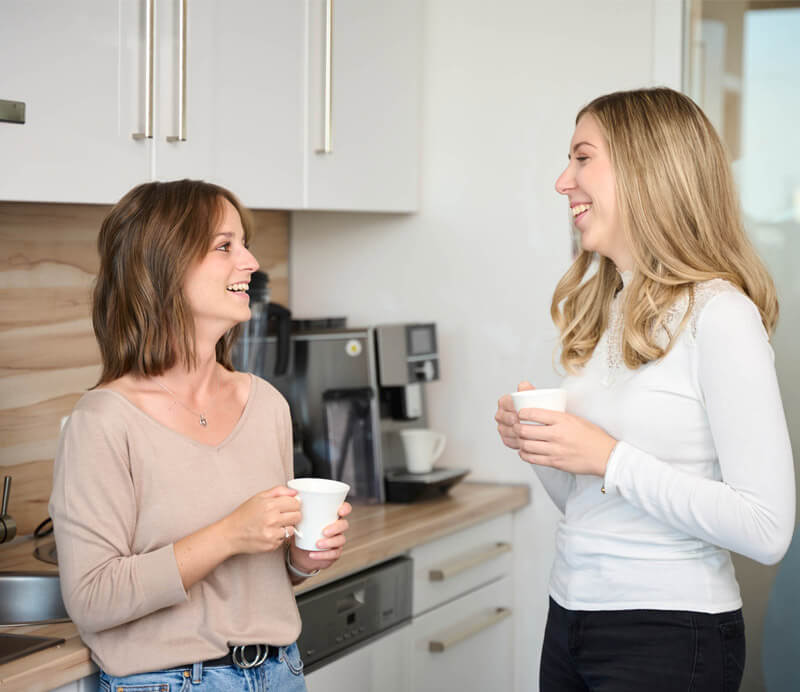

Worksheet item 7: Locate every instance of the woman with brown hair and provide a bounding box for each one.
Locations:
[49,179,350,691]
[495,88,795,691]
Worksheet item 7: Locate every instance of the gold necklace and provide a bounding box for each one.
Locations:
[154,379,213,427]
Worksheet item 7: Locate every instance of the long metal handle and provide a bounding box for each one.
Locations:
[428,542,512,582]
[1,476,10,517]
[166,0,187,142]
[132,0,155,140]
[315,0,333,154]
[1,475,16,544]
[428,607,512,653]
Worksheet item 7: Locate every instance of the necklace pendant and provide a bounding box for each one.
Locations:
[199,414,208,427]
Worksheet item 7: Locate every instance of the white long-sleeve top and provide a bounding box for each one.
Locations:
[539,276,795,613]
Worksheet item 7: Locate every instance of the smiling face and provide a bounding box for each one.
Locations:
[182,197,260,335]
[555,113,632,271]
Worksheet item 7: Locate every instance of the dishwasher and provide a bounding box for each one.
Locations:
[296,556,412,674]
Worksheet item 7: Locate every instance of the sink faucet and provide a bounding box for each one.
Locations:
[1,476,17,544]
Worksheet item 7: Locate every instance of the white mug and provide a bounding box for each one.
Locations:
[510,388,567,425]
[398,429,447,474]
[287,478,350,551]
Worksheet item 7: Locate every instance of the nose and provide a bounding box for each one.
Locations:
[555,162,575,196]
[239,245,260,273]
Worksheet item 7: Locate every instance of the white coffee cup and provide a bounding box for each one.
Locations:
[510,388,567,425]
[287,478,350,551]
[398,429,447,474]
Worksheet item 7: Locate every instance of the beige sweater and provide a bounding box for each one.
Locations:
[49,374,301,676]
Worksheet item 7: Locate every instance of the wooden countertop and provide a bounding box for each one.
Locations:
[0,481,529,692]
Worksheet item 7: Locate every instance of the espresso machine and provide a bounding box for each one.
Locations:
[234,320,467,503]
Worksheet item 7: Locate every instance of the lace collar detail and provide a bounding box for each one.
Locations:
[600,278,738,386]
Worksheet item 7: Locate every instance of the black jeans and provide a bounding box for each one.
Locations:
[540,597,746,692]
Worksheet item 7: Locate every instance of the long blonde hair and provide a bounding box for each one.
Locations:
[551,88,778,373]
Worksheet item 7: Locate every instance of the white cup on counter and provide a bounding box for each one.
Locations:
[287,478,350,551]
[510,388,567,424]
[398,429,447,474]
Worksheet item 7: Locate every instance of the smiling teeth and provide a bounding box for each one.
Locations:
[226,282,249,292]
[572,204,591,217]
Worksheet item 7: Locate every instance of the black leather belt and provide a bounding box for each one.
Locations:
[203,644,279,669]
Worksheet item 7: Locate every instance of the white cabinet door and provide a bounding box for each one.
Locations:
[305,624,411,692]
[153,0,305,209]
[305,0,421,211]
[410,577,514,692]
[0,1,149,203]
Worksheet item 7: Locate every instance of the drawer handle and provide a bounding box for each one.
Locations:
[428,542,511,582]
[429,607,511,653]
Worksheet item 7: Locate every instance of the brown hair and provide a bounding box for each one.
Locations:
[551,87,778,373]
[92,179,254,384]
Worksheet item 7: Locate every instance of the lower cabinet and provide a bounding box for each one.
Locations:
[304,624,411,692]
[409,576,513,692]
[306,513,515,691]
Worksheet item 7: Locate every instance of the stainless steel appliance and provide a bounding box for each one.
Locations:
[237,322,444,503]
[295,556,412,673]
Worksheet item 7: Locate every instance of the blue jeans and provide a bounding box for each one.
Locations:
[540,597,746,691]
[98,643,306,692]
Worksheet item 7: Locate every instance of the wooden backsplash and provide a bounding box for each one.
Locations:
[0,202,289,536]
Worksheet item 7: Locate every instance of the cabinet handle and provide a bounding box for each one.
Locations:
[428,607,511,653]
[428,542,512,582]
[132,0,155,140]
[166,0,187,142]
[315,0,333,154]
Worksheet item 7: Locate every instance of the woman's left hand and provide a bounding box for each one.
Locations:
[288,502,352,573]
[514,408,617,477]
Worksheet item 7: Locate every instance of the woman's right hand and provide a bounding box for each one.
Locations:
[495,381,535,450]
[222,486,302,555]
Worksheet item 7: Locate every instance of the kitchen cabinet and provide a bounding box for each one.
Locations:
[304,0,420,211]
[304,513,515,691]
[408,514,514,691]
[0,2,147,203]
[0,0,304,208]
[154,0,305,208]
[0,1,420,212]
[409,576,513,691]
[305,624,411,691]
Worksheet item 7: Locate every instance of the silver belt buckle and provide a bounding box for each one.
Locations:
[231,644,268,669]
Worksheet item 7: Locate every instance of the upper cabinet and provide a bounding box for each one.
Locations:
[0,1,420,212]
[153,0,305,209]
[0,2,148,203]
[304,0,420,212]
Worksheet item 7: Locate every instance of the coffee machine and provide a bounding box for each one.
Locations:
[235,321,463,503]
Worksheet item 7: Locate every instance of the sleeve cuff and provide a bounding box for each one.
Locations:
[136,544,189,612]
[601,441,625,496]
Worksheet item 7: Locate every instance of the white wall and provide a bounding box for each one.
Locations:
[291,1,682,690]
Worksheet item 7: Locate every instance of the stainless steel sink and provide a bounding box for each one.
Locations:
[0,572,68,625]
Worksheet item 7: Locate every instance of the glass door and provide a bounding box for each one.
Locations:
[686,2,800,690]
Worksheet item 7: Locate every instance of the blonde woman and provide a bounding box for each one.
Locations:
[495,88,795,691]
[50,180,351,691]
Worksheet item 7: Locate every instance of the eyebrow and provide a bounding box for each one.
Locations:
[210,230,246,244]
[568,141,598,159]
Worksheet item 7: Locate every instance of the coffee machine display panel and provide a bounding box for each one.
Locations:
[375,323,439,387]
